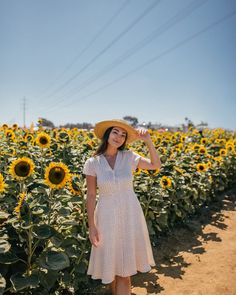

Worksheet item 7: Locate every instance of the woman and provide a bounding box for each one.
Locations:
[83,119,161,295]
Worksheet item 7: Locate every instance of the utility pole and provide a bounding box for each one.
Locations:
[23,97,26,128]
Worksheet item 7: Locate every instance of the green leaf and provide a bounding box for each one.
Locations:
[74,261,87,274]
[10,273,39,292]
[50,234,64,247]
[58,207,71,216]
[39,270,58,291]
[0,252,19,264]
[0,240,11,254]
[32,225,56,240]
[148,211,155,220]
[39,251,70,270]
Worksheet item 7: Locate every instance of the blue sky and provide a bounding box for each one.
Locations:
[0,0,236,130]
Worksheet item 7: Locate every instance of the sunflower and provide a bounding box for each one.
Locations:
[200,137,208,145]
[68,174,81,195]
[5,129,15,141]
[36,132,51,148]
[219,149,227,157]
[9,157,35,180]
[5,147,16,156]
[173,166,185,175]
[25,133,34,142]
[14,192,26,215]
[160,176,172,189]
[213,156,223,163]
[184,148,191,153]
[180,135,186,143]
[198,146,207,155]
[207,161,212,169]
[144,169,160,176]
[44,162,70,189]
[87,140,96,147]
[192,144,200,152]
[215,138,226,145]
[134,168,141,176]
[18,140,28,150]
[2,124,8,129]
[0,173,7,193]
[226,143,234,153]
[175,143,183,150]
[56,131,70,143]
[196,163,208,173]
[12,123,18,130]
[175,148,182,153]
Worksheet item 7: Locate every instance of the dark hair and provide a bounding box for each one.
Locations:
[93,126,127,156]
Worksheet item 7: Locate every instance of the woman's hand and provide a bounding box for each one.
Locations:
[89,225,100,247]
[135,128,151,143]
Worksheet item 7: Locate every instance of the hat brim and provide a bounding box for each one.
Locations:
[94,119,138,143]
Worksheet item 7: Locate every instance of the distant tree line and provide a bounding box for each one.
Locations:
[37,116,140,130]
[37,116,208,131]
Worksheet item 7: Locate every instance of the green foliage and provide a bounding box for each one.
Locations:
[0,125,236,293]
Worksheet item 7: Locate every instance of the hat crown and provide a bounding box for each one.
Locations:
[94,119,137,143]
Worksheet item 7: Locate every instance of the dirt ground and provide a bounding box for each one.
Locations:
[96,186,236,295]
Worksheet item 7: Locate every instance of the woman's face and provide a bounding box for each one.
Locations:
[108,126,127,148]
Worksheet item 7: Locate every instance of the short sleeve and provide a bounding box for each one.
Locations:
[83,158,96,176]
[130,150,142,171]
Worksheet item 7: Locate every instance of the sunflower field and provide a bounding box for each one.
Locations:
[0,123,236,294]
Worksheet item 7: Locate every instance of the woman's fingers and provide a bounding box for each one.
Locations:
[90,228,100,247]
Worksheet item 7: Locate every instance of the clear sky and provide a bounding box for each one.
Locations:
[0,0,236,130]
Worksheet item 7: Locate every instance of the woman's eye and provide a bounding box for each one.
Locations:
[113,131,125,137]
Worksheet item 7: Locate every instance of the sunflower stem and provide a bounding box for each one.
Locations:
[20,180,25,193]
[69,242,86,276]
[40,149,45,178]
[144,178,154,218]
[48,189,53,225]
[81,190,87,236]
[26,210,33,276]
[63,144,67,162]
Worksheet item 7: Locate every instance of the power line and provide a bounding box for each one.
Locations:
[42,0,208,111]
[37,0,161,102]
[42,8,236,113]
[36,0,131,101]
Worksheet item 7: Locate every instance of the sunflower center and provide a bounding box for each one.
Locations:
[14,161,30,177]
[199,165,204,171]
[49,167,65,184]
[163,179,168,186]
[40,136,48,145]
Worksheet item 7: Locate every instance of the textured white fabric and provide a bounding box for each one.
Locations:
[83,157,97,176]
[83,149,156,284]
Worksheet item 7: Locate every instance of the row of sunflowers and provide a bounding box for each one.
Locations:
[0,123,236,294]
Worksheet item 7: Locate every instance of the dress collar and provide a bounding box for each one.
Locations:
[101,150,120,171]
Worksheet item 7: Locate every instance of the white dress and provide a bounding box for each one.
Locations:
[83,149,156,284]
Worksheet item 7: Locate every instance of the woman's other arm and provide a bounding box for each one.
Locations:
[85,175,100,247]
[136,129,161,170]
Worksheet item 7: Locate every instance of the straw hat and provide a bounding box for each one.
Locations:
[94,119,138,143]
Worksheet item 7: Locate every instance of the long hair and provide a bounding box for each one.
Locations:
[93,126,127,157]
